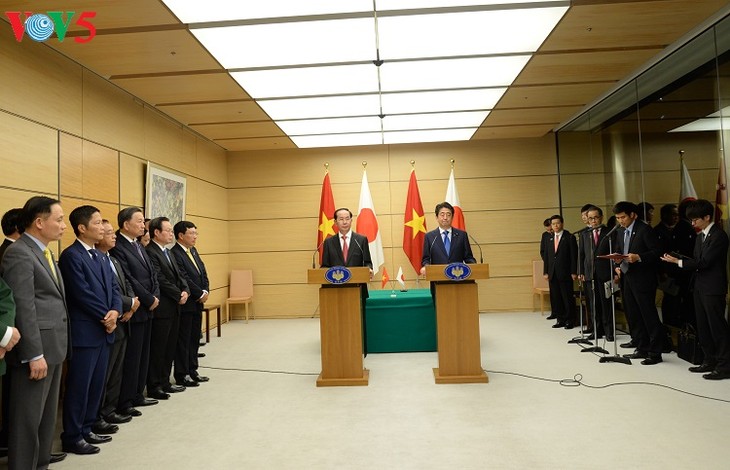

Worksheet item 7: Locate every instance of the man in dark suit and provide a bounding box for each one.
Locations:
[662,199,730,379]
[171,221,210,386]
[145,217,190,399]
[420,202,476,273]
[579,207,615,340]
[321,208,373,271]
[543,214,577,329]
[96,219,137,427]
[614,201,664,365]
[109,207,160,417]
[1,196,69,470]
[58,206,122,455]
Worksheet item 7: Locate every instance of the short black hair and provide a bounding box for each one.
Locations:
[580,204,596,213]
[333,208,352,219]
[1,208,24,236]
[587,206,603,217]
[117,207,143,229]
[21,196,61,229]
[550,214,563,223]
[435,202,454,216]
[685,199,714,220]
[174,220,196,240]
[543,218,551,227]
[69,205,100,237]
[612,201,638,216]
[149,217,170,239]
[659,204,677,222]
[637,201,654,220]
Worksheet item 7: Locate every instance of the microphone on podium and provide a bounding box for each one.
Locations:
[311,239,326,269]
[467,232,484,264]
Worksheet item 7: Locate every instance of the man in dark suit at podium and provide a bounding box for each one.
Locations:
[420,202,476,275]
[662,199,730,379]
[321,208,373,272]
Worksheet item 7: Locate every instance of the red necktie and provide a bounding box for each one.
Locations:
[593,229,599,246]
[554,234,560,251]
[342,235,349,261]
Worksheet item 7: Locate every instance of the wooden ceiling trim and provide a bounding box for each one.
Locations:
[109,70,226,80]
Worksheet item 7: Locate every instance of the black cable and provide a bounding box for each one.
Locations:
[200,365,319,376]
[486,369,730,403]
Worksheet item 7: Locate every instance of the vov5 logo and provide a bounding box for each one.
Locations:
[5,11,97,43]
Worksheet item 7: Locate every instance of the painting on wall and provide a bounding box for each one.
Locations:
[145,162,186,225]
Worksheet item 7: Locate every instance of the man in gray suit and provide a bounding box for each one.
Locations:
[1,196,69,470]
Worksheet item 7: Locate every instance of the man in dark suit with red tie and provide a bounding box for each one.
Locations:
[171,221,210,386]
[614,201,663,365]
[543,215,577,329]
[321,208,373,271]
[110,207,160,417]
[579,207,615,341]
[145,217,190,399]
[662,199,730,379]
[59,205,122,455]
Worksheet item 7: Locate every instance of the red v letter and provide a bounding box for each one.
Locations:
[5,12,32,42]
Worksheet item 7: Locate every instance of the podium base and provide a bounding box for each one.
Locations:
[433,368,489,384]
[316,369,369,387]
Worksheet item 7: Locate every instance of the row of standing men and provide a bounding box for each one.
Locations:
[540,199,730,375]
[0,197,211,469]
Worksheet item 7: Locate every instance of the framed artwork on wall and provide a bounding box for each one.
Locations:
[145,162,186,225]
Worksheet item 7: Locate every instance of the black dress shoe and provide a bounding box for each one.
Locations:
[148,389,171,400]
[199,341,206,347]
[620,340,637,349]
[689,363,715,373]
[624,350,649,359]
[50,452,67,463]
[104,411,132,424]
[91,419,119,435]
[552,322,566,328]
[198,352,206,358]
[605,336,615,342]
[585,333,604,340]
[84,432,112,444]
[703,370,730,380]
[62,439,100,455]
[546,315,557,320]
[581,329,593,335]
[563,324,574,330]
[191,374,209,383]
[641,356,663,365]
[176,376,199,387]
[119,407,142,417]
[133,397,158,407]
[164,384,185,393]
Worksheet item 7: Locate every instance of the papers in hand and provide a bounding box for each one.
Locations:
[597,253,629,261]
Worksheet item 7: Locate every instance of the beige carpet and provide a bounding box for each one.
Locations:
[4,312,730,469]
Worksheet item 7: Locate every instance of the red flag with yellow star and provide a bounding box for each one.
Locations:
[381,266,390,288]
[316,172,336,264]
[716,154,728,228]
[403,170,427,274]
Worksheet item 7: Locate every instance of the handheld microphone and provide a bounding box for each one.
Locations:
[467,232,484,264]
[311,239,326,269]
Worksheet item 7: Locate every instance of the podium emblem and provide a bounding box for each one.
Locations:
[324,266,352,284]
[444,262,471,281]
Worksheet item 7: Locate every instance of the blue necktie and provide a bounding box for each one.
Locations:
[443,231,451,256]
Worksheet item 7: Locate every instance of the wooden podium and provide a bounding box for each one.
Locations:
[425,264,490,384]
[307,267,370,387]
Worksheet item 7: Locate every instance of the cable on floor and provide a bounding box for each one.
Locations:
[201,365,319,376]
[486,369,730,403]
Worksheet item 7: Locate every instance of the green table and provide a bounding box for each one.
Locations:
[365,289,436,353]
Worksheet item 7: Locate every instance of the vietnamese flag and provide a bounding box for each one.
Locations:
[316,172,336,264]
[356,170,385,274]
[381,266,390,288]
[445,168,465,230]
[403,170,427,275]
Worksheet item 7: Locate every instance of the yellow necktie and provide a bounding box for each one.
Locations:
[186,248,200,272]
[43,247,58,283]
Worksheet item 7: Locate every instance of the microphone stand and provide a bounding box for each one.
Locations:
[581,227,608,354]
[568,228,591,345]
[599,227,631,365]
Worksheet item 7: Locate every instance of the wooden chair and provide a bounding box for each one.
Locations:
[226,269,254,323]
[532,260,550,315]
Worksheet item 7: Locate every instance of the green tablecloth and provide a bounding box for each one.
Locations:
[365,289,436,353]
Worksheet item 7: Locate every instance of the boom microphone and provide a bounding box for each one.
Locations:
[311,239,326,269]
[467,232,484,264]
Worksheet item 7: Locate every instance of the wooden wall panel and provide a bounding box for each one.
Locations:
[196,139,228,187]
[198,253,229,291]
[230,219,315,253]
[83,140,119,203]
[189,181,227,222]
[0,27,83,136]
[143,108,183,169]
[0,113,58,195]
[60,133,84,198]
[119,154,146,208]
[229,186,320,221]
[82,71,145,157]
[192,218,229,255]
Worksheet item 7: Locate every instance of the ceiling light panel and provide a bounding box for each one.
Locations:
[278,116,383,135]
[376,0,565,9]
[231,64,379,99]
[161,0,373,23]
[258,94,381,120]
[382,111,488,131]
[381,88,506,114]
[291,132,383,148]
[377,8,568,59]
[384,128,477,145]
[191,18,376,69]
[379,56,530,92]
